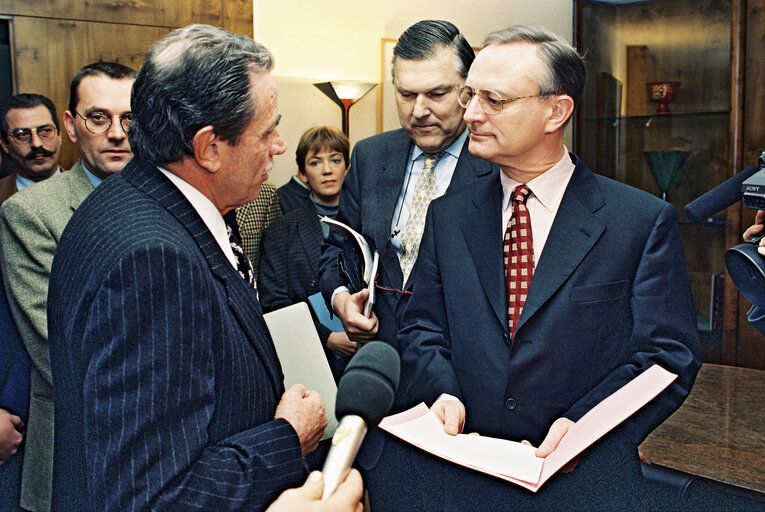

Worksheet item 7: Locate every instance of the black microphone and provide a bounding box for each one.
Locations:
[321,341,400,499]
[684,165,759,223]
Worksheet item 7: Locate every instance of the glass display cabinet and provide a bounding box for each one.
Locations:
[575,0,732,362]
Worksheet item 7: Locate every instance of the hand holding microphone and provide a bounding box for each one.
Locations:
[321,341,400,499]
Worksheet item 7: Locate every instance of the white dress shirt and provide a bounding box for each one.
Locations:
[159,167,238,270]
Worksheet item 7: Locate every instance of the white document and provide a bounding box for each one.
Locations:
[264,302,338,440]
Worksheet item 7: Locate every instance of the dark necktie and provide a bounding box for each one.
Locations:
[227,224,256,289]
[504,184,534,339]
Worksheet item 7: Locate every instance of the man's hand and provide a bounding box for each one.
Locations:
[326,332,357,357]
[333,290,378,343]
[265,469,364,512]
[0,408,24,464]
[743,209,765,256]
[522,418,579,473]
[274,384,328,457]
[430,396,465,436]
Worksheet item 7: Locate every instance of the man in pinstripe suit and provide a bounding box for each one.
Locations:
[47,25,330,511]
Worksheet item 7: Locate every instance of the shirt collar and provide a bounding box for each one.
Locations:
[158,167,238,268]
[501,148,575,212]
[79,159,104,189]
[15,167,61,191]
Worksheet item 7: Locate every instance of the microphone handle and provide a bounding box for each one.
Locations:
[321,415,368,499]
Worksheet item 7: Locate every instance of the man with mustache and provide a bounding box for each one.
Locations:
[0,61,136,512]
[0,94,62,204]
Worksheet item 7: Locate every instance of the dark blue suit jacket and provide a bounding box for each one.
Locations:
[400,154,701,446]
[48,160,305,511]
[259,201,328,341]
[0,267,29,422]
[0,257,29,512]
[276,178,311,215]
[319,129,496,351]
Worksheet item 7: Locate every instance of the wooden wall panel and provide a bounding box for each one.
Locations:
[11,17,170,168]
[743,0,764,167]
[224,0,254,37]
[0,0,222,28]
[2,0,253,169]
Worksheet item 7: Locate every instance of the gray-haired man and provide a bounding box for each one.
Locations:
[47,25,329,511]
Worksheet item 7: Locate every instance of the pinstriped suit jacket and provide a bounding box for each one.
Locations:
[48,159,305,511]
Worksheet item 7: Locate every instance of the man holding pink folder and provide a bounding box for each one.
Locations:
[368,25,701,511]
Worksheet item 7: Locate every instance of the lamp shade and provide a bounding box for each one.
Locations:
[314,81,377,136]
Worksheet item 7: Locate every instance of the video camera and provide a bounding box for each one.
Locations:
[725,152,765,308]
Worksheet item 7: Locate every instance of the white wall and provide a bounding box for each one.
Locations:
[254,0,574,186]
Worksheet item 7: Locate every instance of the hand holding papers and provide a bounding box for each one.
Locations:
[321,216,379,318]
[380,365,678,492]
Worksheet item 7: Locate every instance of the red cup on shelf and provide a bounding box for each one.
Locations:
[647,81,681,114]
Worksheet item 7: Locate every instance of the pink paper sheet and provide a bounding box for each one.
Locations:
[380,364,677,492]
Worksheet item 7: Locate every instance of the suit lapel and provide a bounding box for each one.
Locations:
[463,173,506,329]
[66,161,95,213]
[518,158,606,332]
[446,136,496,193]
[122,161,283,390]
[372,130,412,251]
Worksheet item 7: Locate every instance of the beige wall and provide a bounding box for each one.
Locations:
[254,0,574,186]
[1,0,573,178]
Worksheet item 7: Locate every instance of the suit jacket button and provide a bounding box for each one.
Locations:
[503,333,510,345]
[504,398,517,410]
[310,280,316,287]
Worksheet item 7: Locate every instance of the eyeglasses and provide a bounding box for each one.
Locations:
[8,124,58,144]
[76,111,133,135]
[458,84,539,115]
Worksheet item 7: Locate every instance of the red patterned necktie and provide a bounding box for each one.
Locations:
[504,184,534,339]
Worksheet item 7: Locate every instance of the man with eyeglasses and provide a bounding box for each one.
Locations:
[384,25,701,510]
[0,94,63,204]
[0,61,136,512]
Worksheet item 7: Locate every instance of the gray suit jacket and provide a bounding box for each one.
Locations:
[0,161,92,512]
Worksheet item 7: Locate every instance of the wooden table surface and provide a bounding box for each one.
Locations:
[640,363,765,494]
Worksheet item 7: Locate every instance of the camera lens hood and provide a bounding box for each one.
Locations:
[726,242,765,307]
